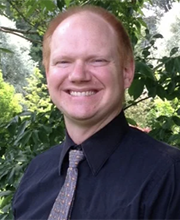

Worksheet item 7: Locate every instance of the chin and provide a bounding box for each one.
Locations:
[64,112,96,122]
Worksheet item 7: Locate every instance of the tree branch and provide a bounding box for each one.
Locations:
[7,0,33,27]
[0,28,42,44]
[0,26,38,35]
[124,96,151,110]
[6,0,44,33]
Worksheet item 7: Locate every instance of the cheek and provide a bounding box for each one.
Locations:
[99,68,123,88]
[47,69,65,88]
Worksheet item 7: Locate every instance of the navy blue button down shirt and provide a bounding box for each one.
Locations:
[13,111,180,219]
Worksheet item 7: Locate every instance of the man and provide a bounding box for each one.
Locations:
[13,5,180,219]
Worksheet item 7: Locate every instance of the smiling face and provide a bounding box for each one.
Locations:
[47,12,134,130]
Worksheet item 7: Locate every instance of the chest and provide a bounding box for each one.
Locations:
[69,161,146,219]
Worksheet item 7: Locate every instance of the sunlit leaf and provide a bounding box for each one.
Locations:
[126,118,137,126]
[65,0,71,7]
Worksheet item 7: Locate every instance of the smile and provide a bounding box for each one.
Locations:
[69,91,96,96]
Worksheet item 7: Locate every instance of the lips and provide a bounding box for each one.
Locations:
[69,91,96,96]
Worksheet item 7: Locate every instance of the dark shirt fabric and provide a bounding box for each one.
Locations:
[13,111,180,219]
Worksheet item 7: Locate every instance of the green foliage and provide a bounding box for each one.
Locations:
[23,67,52,112]
[148,98,180,146]
[0,70,22,123]
[124,92,152,128]
[0,107,65,219]
[0,15,35,93]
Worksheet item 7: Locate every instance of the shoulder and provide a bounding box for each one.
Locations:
[125,127,180,209]
[122,126,180,185]
[13,143,64,198]
[13,143,65,217]
[16,142,64,187]
[26,142,64,173]
[127,126,180,164]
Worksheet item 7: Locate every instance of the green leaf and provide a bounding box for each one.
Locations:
[38,130,48,143]
[167,81,176,94]
[177,108,180,115]
[165,58,175,73]
[0,4,6,10]
[7,168,15,182]
[16,121,29,138]
[156,85,166,100]
[1,203,11,213]
[0,214,7,220]
[0,48,13,54]
[137,17,146,27]
[174,57,180,72]
[26,3,37,17]
[65,0,71,7]
[138,0,144,6]
[21,130,32,146]
[25,0,35,7]
[14,130,31,146]
[135,62,155,80]
[142,50,150,58]
[42,125,52,133]
[126,117,137,126]
[32,130,40,145]
[169,134,180,143]
[172,116,180,126]
[145,78,157,98]
[170,47,179,56]
[40,0,55,10]
[128,79,144,100]
[0,190,12,198]
[153,33,163,39]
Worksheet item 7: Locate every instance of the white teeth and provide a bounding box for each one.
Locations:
[70,91,95,96]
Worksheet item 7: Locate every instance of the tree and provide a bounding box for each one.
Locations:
[0,106,65,219]
[23,67,52,112]
[151,0,177,12]
[147,97,180,146]
[0,15,35,93]
[155,2,180,57]
[0,70,22,123]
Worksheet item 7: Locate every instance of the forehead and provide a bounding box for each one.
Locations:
[51,12,116,42]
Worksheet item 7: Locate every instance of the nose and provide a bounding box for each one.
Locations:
[68,60,91,83]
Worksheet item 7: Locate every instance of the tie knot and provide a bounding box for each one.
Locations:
[69,149,84,168]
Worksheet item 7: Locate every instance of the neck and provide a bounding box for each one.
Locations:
[64,113,120,144]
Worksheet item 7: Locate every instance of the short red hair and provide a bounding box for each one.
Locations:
[42,5,134,72]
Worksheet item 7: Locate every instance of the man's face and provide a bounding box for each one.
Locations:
[47,12,133,127]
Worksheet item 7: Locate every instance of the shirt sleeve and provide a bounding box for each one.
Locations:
[143,161,180,219]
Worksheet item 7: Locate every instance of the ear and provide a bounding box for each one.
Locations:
[123,59,135,89]
[45,68,50,79]
[45,69,50,89]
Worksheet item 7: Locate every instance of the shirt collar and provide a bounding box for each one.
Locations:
[59,111,129,176]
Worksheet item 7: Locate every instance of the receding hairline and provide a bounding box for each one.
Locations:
[49,8,118,45]
[55,10,116,29]
[51,11,118,44]
[43,5,133,72]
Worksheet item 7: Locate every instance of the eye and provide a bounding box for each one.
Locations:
[55,60,70,68]
[90,59,108,67]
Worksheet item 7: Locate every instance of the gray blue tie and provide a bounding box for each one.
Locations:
[48,149,84,220]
